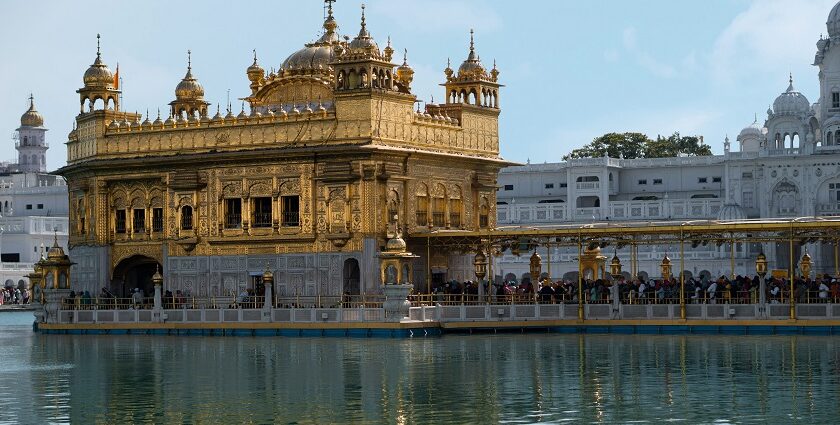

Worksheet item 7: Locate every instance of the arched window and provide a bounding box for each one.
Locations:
[181,205,193,230]
[431,184,446,227]
[415,184,429,226]
[78,198,86,235]
[386,190,399,225]
[479,197,490,228]
[449,187,462,228]
[827,132,833,146]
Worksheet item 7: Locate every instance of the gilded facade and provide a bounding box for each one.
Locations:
[59,3,507,297]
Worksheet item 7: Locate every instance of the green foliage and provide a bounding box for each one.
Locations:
[562,131,712,161]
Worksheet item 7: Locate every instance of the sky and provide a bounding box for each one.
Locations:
[0,0,836,169]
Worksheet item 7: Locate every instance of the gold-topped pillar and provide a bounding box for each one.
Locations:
[789,226,796,320]
[679,227,686,320]
[756,252,768,318]
[577,234,584,321]
[529,250,541,298]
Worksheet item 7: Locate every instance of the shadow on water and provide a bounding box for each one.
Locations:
[0,312,838,423]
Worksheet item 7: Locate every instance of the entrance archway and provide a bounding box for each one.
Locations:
[342,258,360,296]
[112,255,162,298]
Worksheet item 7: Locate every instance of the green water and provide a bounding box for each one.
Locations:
[0,312,837,424]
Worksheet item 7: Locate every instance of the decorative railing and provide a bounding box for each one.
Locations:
[497,199,725,224]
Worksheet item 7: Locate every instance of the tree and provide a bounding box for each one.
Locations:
[562,132,650,160]
[563,131,712,160]
[643,132,712,158]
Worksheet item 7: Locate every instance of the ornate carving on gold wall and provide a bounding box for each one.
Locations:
[111,243,164,271]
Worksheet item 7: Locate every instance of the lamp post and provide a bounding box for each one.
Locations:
[474,250,488,303]
[610,251,622,316]
[262,267,274,311]
[660,254,672,281]
[756,251,768,317]
[609,251,622,279]
[151,266,163,315]
[800,250,812,280]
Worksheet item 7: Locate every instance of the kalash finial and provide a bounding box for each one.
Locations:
[187,49,192,71]
[96,33,101,57]
[361,3,367,29]
[470,29,475,52]
[403,48,409,65]
[252,49,258,65]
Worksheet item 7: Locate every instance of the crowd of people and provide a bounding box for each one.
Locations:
[0,286,29,306]
[429,274,840,305]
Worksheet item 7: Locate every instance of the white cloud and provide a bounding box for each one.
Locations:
[603,49,620,63]
[710,0,835,85]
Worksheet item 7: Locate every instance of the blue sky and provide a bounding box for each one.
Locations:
[0,0,835,169]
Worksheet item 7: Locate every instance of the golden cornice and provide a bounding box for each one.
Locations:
[102,109,336,136]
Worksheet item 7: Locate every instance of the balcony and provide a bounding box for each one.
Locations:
[497,203,566,224]
[818,203,840,216]
[575,182,600,190]
[497,199,725,224]
[765,148,800,156]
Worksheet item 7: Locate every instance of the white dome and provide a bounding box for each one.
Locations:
[773,78,810,115]
[828,1,840,38]
[717,204,748,221]
[737,120,763,140]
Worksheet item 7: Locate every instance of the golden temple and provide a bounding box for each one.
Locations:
[59,2,507,298]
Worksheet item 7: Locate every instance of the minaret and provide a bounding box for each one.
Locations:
[16,94,48,173]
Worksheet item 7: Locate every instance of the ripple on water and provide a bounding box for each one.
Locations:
[0,319,836,424]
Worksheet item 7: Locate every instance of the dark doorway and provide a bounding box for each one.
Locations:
[112,255,162,298]
[343,258,360,295]
[432,272,446,292]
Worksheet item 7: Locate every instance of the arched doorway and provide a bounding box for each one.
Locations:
[342,258,360,296]
[112,255,162,298]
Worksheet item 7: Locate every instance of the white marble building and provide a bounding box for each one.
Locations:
[0,97,68,290]
[493,4,840,283]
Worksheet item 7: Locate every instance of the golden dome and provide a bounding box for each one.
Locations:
[247,51,265,82]
[280,4,340,75]
[385,234,407,253]
[175,52,205,100]
[47,242,67,260]
[83,35,115,89]
[457,30,487,80]
[348,5,380,52]
[396,50,414,81]
[20,95,44,127]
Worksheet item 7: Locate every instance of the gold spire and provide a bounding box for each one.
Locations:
[384,36,394,61]
[83,33,115,88]
[20,93,44,127]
